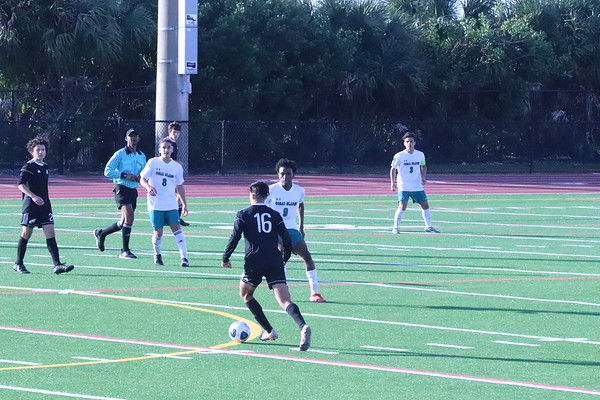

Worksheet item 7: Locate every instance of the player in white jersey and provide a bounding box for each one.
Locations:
[390,132,439,234]
[140,138,190,267]
[267,158,326,303]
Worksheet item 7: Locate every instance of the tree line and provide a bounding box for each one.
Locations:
[1,0,599,168]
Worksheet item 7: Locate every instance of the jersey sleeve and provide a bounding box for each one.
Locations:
[140,159,153,180]
[17,164,33,186]
[222,211,244,262]
[104,150,122,179]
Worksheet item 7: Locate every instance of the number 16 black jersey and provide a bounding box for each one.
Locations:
[222,203,292,267]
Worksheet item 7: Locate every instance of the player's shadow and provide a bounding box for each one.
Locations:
[353,347,600,367]
[420,304,600,317]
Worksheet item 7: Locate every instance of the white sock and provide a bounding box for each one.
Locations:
[422,209,432,228]
[306,269,319,295]
[152,235,162,255]
[393,209,405,229]
[173,230,188,258]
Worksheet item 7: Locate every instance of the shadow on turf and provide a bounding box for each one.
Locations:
[420,305,600,317]
[353,347,600,367]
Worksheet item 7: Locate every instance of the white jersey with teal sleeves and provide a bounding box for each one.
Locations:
[267,183,304,230]
[391,149,426,191]
[140,157,184,211]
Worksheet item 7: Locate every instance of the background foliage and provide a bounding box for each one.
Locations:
[0,0,599,171]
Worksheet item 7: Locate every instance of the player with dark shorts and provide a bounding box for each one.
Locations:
[222,181,312,351]
[14,136,74,274]
[164,121,189,226]
[93,128,146,259]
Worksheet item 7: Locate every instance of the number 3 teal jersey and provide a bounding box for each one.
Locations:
[140,157,184,211]
[222,203,292,265]
[267,183,305,230]
[391,149,426,191]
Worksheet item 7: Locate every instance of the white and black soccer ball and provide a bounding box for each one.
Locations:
[228,321,250,343]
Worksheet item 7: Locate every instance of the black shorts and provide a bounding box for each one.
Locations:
[114,185,138,210]
[242,260,287,289]
[21,209,54,228]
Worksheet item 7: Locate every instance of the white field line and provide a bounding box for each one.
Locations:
[0,385,125,400]
[46,292,600,347]
[492,341,540,347]
[2,286,598,347]
[144,353,193,360]
[1,326,598,396]
[0,359,41,365]
[71,357,117,362]
[426,343,474,349]
[361,345,410,352]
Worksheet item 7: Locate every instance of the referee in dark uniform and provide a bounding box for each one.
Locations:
[14,136,74,274]
[222,181,312,351]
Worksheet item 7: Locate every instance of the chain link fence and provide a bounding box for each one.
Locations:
[1,89,599,174]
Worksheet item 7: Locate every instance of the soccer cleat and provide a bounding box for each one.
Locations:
[13,262,30,274]
[54,263,74,275]
[392,228,399,234]
[119,250,137,259]
[179,219,190,227]
[260,329,279,341]
[93,229,105,251]
[181,257,189,267]
[154,254,164,266]
[310,293,327,303]
[424,226,440,233]
[299,325,312,351]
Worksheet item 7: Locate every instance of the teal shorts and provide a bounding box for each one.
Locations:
[287,228,304,247]
[399,190,428,204]
[149,209,180,230]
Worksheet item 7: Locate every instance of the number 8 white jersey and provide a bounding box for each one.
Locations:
[267,182,305,230]
[140,157,184,211]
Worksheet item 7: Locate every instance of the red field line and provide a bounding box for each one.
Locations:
[0,173,599,199]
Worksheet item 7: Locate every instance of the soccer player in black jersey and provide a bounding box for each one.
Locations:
[164,121,189,226]
[222,181,312,351]
[14,137,74,274]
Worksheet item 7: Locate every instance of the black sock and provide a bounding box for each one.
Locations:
[122,224,132,251]
[245,298,273,332]
[46,237,61,265]
[286,303,306,329]
[102,222,122,238]
[16,237,28,264]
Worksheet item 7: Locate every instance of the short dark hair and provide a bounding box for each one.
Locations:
[168,121,181,132]
[249,181,270,198]
[275,158,297,174]
[402,132,417,141]
[26,136,48,153]
[159,137,174,146]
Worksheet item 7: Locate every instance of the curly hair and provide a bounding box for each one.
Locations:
[275,158,297,174]
[26,136,48,153]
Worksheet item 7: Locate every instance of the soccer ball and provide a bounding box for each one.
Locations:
[228,321,251,343]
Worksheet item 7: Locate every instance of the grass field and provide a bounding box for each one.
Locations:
[1,193,599,399]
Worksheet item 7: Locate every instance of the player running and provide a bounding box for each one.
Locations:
[267,158,326,303]
[222,181,311,351]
